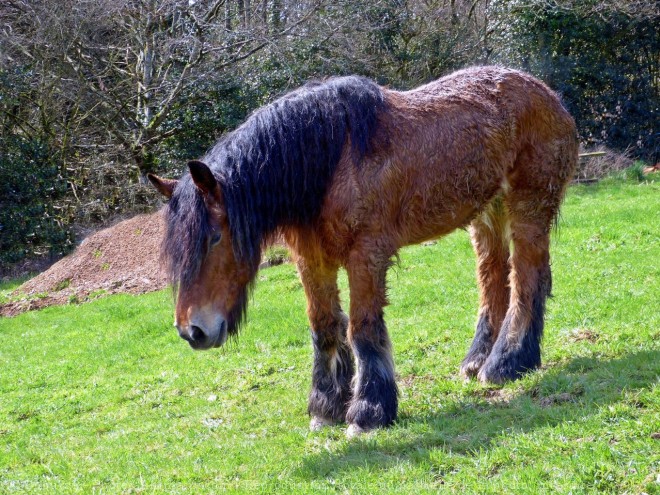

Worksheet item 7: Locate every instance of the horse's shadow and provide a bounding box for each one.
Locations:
[298,350,659,478]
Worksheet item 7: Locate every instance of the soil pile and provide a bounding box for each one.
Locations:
[1,211,168,317]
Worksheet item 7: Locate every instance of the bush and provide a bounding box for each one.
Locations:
[492,0,659,162]
[262,245,290,267]
[0,135,74,266]
[575,146,634,181]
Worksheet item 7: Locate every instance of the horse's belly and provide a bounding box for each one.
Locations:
[395,197,481,246]
[392,161,503,244]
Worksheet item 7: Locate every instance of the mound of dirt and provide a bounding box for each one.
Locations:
[1,211,168,317]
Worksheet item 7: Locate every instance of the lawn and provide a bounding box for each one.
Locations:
[1,177,658,494]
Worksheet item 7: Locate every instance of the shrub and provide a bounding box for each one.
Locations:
[0,135,74,266]
[575,146,634,181]
[262,245,290,267]
[492,0,659,162]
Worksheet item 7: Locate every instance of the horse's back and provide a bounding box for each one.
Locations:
[319,67,577,253]
[399,65,576,151]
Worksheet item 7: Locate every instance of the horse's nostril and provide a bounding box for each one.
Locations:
[190,325,205,342]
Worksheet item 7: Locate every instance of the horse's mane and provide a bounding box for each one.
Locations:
[163,76,387,292]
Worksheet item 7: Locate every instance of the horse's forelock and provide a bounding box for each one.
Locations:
[161,174,255,336]
[161,175,212,291]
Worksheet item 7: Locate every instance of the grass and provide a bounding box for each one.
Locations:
[0,276,33,305]
[1,177,658,494]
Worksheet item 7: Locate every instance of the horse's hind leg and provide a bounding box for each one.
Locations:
[460,198,511,378]
[478,168,565,384]
[297,257,354,429]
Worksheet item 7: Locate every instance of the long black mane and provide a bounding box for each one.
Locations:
[163,76,387,295]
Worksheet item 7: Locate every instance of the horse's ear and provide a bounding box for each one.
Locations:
[147,173,177,199]
[188,160,220,198]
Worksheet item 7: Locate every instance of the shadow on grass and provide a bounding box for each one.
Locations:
[297,349,659,478]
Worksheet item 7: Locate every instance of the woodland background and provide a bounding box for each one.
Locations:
[0,0,658,269]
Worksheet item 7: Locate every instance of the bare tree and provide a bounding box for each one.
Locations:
[1,0,326,181]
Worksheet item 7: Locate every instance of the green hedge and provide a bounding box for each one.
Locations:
[0,135,73,266]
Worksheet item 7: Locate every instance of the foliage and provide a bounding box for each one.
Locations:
[491,0,659,161]
[158,76,258,176]
[0,179,658,493]
[0,134,73,266]
[574,146,634,181]
[262,245,290,266]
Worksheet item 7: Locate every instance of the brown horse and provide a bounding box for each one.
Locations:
[149,66,578,436]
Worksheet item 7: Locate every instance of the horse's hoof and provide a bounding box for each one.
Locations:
[477,367,506,385]
[309,416,336,431]
[477,358,516,385]
[459,358,485,380]
[346,423,371,438]
[477,348,540,385]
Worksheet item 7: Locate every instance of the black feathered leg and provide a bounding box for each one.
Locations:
[297,258,354,428]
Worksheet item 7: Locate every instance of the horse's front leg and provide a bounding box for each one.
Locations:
[345,245,398,436]
[297,258,354,430]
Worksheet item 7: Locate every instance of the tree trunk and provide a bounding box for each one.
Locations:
[226,0,232,30]
[131,145,157,183]
[272,0,282,31]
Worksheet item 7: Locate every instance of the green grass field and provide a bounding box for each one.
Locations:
[1,177,658,494]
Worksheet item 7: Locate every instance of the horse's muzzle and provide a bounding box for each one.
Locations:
[176,318,227,350]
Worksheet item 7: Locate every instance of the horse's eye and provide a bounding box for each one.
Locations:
[210,232,222,247]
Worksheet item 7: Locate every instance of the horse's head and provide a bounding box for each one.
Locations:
[148,161,252,350]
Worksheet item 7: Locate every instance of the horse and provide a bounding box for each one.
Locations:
[148,66,578,436]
